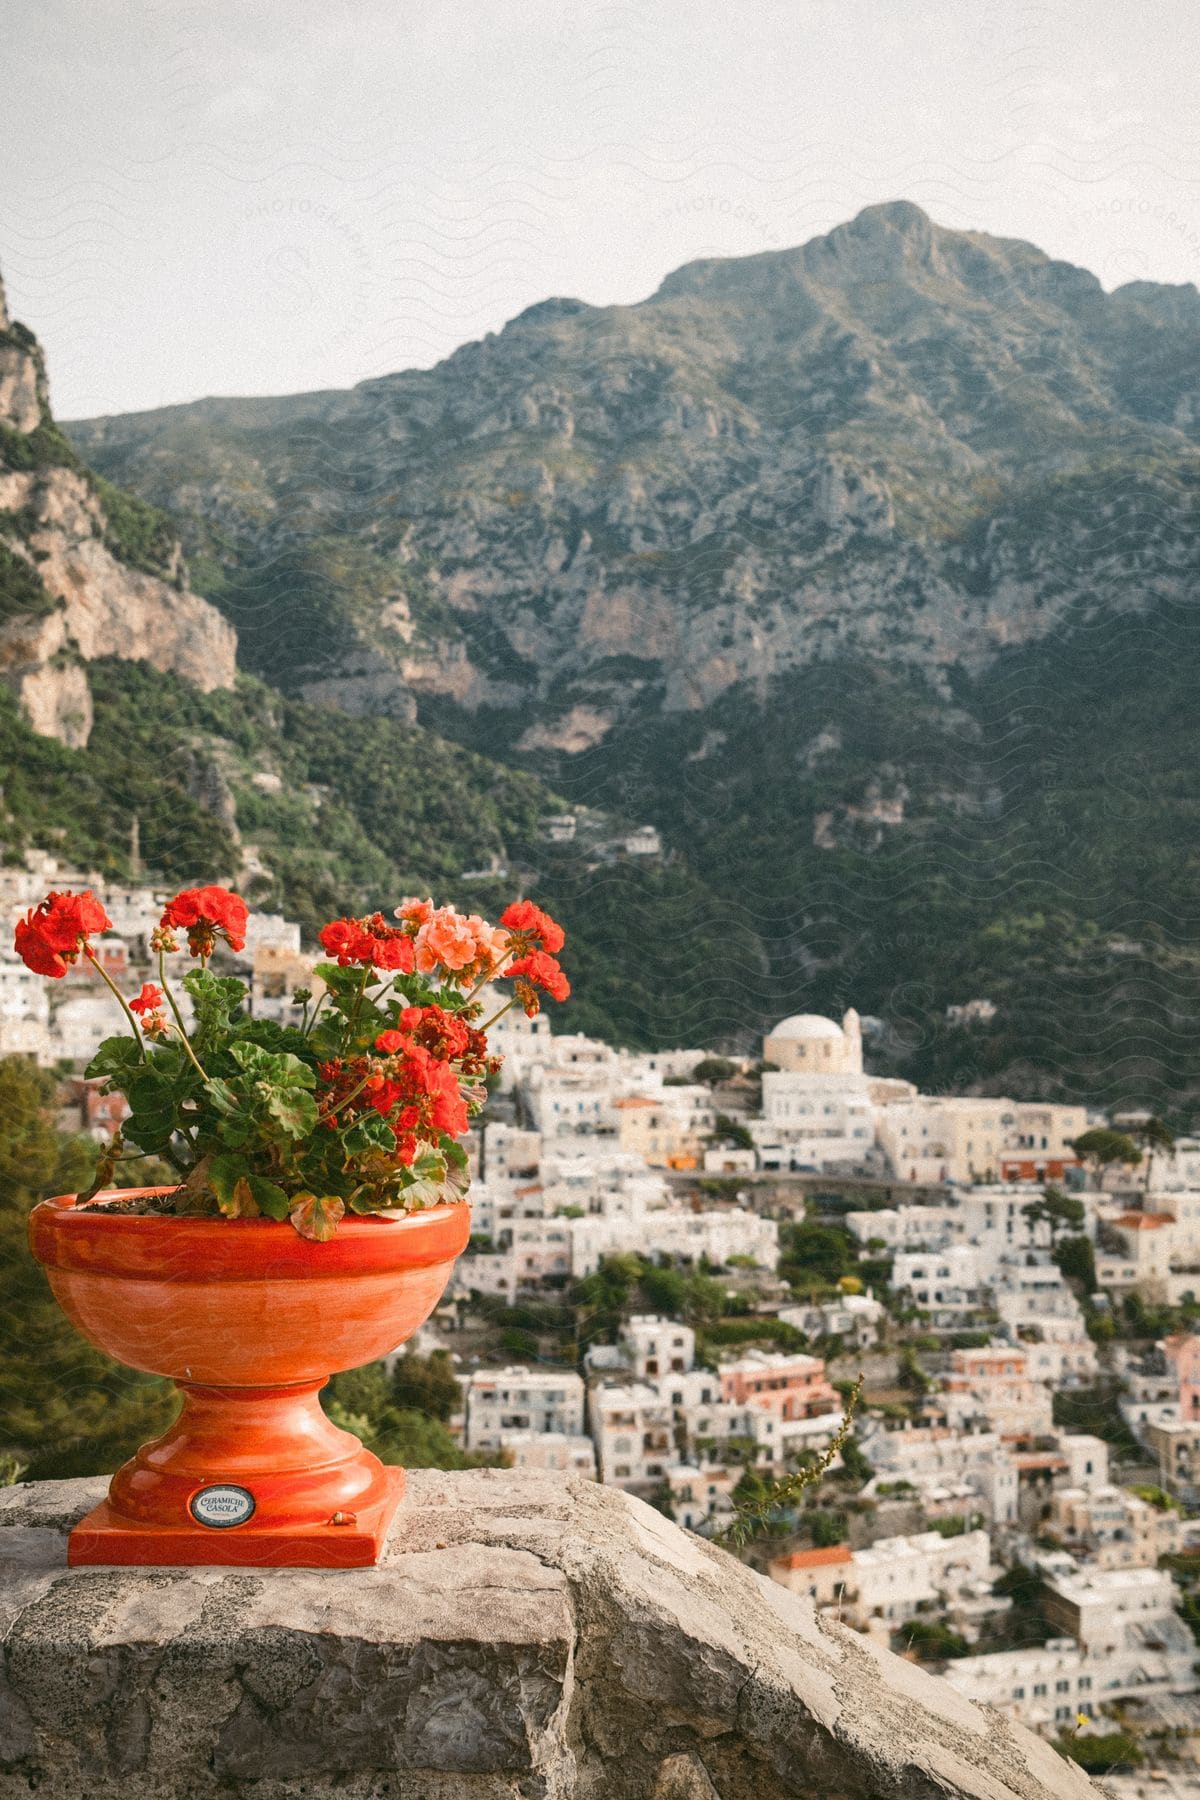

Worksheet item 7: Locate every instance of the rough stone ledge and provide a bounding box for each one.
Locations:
[0,1471,1105,1799]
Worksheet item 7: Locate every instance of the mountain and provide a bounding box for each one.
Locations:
[1,269,750,1039]
[0,272,236,747]
[67,201,1200,731]
[52,204,1200,1106]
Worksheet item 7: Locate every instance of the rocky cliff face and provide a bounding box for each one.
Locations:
[0,273,236,748]
[67,202,1200,743]
[0,1471,1103,1800]
[56,207,1200,1102]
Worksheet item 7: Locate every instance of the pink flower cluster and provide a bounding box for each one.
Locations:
[398,899,511,985]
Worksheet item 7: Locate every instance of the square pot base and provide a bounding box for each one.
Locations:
[67,1466,407,1568]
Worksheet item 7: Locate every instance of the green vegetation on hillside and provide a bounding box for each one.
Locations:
[0,658,757,1047]
[0,1059,177,1480]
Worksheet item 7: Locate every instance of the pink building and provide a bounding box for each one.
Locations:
[1164,1333,1200,1423]
[719,1352,839,1421]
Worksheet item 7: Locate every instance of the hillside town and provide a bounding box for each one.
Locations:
[7,854,1200,1783]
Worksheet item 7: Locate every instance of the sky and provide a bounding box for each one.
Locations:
[3,0,1199,420]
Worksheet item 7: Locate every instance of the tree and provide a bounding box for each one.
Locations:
[779,1222,852,1289]
[834,1435,873,1488]
[1071,1128,1140,1188]
[711,1113,754,1151]
[1057,1732,1142,1775]
[1053,1234,1096,1291]
[326,1361,390,1420]
[1022,1186,1085,1242]
[1131,1115,1175,1193]
[897,1346,933,1394]
[693,1057,737,1087]
[370,1406,501,1471]
[808,1507,847,1547]
[639,1263,688,1316]
[900,1619,969,1661]
[390,1349,461,1421]
[0,1057,178,1478]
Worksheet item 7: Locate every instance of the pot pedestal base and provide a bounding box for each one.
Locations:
[67,1378,407,1569]
[68,1469,406,1568]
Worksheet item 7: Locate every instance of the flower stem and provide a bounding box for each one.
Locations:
[158,946,190,1040]
[346,966,371,1038]
[85,948,147,1059]
[155,946,208,1079]
[170,1020,209,1082]
[465,949,515,1004]
[479,996,519,1032]
[321,1068,376,1118]
[302,988,330,1039]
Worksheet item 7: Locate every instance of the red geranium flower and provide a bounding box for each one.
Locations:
[162,886,248,957]
[129,983,164,1015]
[13,890,113,978]
[506,950,570,1016]
[319,913,415,972]
[500,899,565,955]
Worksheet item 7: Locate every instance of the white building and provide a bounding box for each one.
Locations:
[844,1204,963,1253]
[668,1463,738,1533]
[753,1010,886,1173]
[463,1367,585,1451]
[892,1245,988,1323]
[949,1566,1199,1729]
[940,1346,1054,1439]
[570,1205,778,1278]
[0,955,51,1058]
[842,1529,997,1639]
[944,1639,1109,1734]
[861,1424,1019,1525]
[589,1382,674,1489]
[619,1316,696,1380]
[777,1292,886,1348]
[499,1432,597,1479]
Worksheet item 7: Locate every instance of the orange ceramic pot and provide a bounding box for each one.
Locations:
[28,1189,470,1567]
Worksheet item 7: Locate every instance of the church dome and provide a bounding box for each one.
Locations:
[767,1014,843,1041]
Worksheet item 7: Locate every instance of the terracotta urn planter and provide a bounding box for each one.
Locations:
[28,1189,470,1567]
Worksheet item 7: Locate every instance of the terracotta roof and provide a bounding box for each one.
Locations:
[613,1097,658,1110]
[1115,1212,1176,1229]
[772,1544,852,1570]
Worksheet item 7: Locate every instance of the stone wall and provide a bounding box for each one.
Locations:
[0,1470,1104,1800]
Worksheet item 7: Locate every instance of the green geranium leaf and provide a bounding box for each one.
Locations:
[265,1086,319,1139]
[438,1134,469,1171]
[216,1114,254,1149]
[396,1150,450,1208]
[203,1076,241,1117]
[342,1114,397,1154]
[312,961,366,998]
[246,1174,290,1220]
[122,1087,177,1153]
[182,967,247,1054]
[229,1042,315,1089]
[85,1035,143,1085]
[209,1151,250,1211]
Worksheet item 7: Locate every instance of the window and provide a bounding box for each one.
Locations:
[1033,1684,1046,1698]
[1055,1681,1069,1694]
[1012,1687,1025,1700]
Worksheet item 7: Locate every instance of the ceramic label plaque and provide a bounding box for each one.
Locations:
[189,1484,256,1528]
